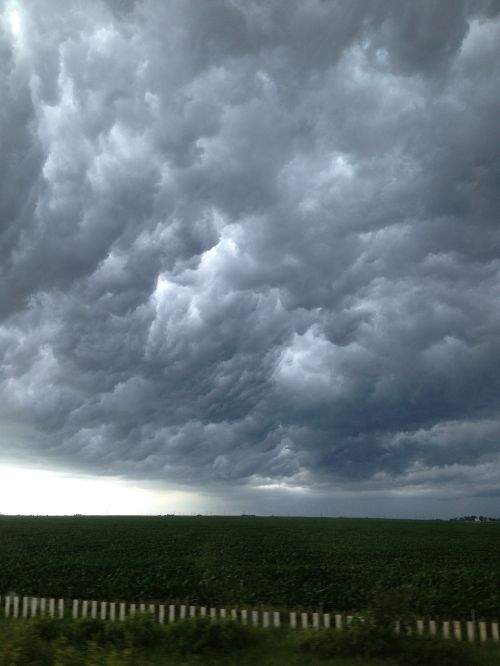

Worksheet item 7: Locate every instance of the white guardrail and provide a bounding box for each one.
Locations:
[1,595,499,642]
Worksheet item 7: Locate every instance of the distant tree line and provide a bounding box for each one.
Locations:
[450,515,499,522]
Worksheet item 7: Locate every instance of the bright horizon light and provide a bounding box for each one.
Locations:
[0,463,198,515]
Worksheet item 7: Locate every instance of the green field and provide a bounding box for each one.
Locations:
[1,516,499,618]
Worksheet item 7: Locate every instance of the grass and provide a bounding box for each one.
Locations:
[1,515,500,617]
[1,614,500,666]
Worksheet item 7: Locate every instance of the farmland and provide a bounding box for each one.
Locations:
[1,516,499,618]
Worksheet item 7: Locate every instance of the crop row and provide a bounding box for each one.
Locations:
[0,516,499,618]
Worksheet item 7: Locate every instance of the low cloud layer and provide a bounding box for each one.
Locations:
[1,0,500,513]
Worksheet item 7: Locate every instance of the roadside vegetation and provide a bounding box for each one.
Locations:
[1,613,499,666]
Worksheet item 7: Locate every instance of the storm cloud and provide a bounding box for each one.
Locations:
[1,0,500,514]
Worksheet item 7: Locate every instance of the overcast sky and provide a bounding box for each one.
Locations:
[1,0,500,517]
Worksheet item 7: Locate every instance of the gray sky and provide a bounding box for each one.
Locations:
[1,0,500,517]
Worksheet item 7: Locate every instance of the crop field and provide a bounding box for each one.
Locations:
[1,516,499,618]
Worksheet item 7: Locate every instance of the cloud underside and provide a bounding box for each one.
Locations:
[1,0,500,502]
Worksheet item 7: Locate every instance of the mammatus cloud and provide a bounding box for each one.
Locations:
[1,0,500,512]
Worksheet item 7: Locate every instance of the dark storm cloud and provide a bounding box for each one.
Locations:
[1,0,500,507]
